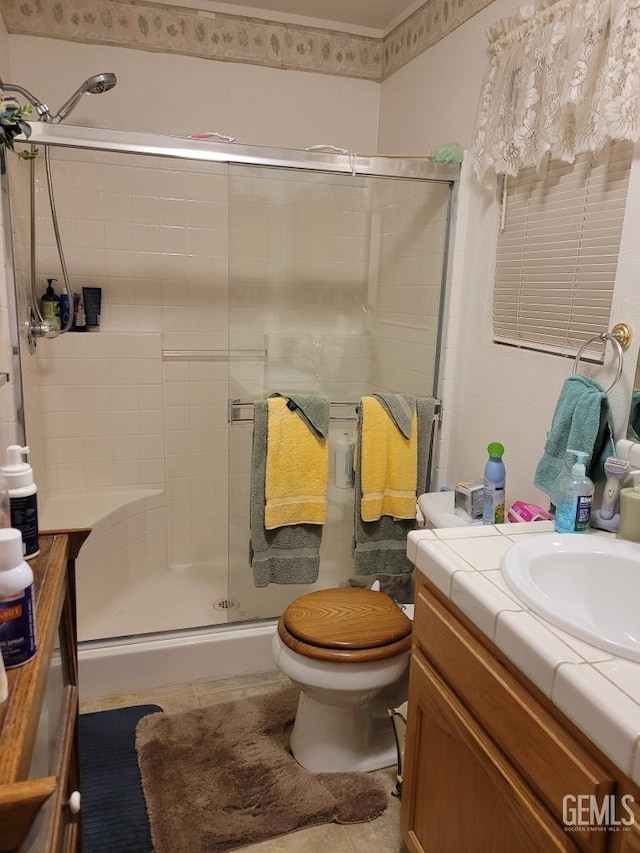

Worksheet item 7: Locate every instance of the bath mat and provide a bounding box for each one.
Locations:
[136,687,389,853]
[80,704,162,853]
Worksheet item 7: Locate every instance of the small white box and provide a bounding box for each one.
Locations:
[454,479,484,522]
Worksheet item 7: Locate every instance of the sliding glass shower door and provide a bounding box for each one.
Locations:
[226,165,452,622]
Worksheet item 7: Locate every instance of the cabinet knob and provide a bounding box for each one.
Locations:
[67,791,81,814]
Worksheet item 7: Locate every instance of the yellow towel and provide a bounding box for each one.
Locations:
[265,397,329,529]
[360,396,417,522]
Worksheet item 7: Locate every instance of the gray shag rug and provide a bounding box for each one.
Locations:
[136,686,389,853]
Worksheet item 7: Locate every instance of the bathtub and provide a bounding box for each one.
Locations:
[40,489,276,700]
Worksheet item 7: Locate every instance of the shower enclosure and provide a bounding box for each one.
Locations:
[2,123,457,656]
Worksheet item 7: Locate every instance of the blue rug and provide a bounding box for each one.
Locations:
[80,704,161,853]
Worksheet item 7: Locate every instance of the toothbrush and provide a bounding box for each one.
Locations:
[600,457,631,520]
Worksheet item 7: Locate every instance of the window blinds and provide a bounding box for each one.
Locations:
[493,141,632,360]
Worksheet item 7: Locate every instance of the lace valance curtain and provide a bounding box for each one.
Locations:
[472,0,640,180]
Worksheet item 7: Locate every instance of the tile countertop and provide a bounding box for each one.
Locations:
[407,521,640,787]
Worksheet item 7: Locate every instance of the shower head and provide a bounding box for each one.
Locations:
[52,72,117,123]
[0,78,52,120]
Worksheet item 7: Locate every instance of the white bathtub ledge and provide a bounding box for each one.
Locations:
[40,488,163,531]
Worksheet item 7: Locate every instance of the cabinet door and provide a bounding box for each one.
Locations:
[401,650,578,853]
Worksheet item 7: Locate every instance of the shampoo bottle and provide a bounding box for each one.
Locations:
[0,446,39,559]
[554,450,594,533]
[41,278,60,331]
[617,475,640,543]
[483,442,506,524]
[0,528,37,668]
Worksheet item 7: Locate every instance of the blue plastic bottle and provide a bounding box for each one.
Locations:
[483,442,506,525]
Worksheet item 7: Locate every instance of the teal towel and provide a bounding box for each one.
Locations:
[250,395,329,587]
[534,375,615,506]
[627,389,640,442]
[353,395,436,576]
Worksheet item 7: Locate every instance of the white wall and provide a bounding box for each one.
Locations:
[6,36,380,151]
[378,0,640,506]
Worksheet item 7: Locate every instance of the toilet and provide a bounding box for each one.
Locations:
[272,586,412,773]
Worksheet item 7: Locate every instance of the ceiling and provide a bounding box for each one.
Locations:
[209,0,423,33]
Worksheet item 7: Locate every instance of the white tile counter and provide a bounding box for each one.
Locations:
[407,522,640,786]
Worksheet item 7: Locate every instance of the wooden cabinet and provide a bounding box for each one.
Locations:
[0,532,88,853]
[401,573,638,853]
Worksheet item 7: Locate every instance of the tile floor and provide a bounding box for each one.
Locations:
[80,670,407,853]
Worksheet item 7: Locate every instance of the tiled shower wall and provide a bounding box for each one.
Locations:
[7,145,450,624]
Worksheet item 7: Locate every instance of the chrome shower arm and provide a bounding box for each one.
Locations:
[0,80,51,120]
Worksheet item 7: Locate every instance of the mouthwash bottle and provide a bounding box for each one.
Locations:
[483,442,506,525]
[554,450,594,533]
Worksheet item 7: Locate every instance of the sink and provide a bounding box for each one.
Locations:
[501,533,640,662]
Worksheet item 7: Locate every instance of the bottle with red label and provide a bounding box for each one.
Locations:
[0,528,37,668]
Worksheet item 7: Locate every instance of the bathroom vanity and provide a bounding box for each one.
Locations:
[0,531,88,853]
[402,524,640,852]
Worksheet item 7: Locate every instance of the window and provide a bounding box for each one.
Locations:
[493,141,632,360]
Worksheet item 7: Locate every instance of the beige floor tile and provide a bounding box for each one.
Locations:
[341,767,404,853]
[79,698,100,714]
[97,682,197,711]
[195,669,291,700]
[240,822,354,852]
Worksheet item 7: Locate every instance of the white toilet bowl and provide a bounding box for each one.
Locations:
[272,587,412,773]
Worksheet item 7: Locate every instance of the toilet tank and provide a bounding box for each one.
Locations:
[417,491,470,530]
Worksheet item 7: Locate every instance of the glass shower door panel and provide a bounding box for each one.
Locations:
[226,165,452,623]
[7,146,233,641]
[226,164,372,621]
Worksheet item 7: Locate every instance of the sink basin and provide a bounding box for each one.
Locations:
[501,533,640,662]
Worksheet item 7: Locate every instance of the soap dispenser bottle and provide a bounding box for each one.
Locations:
[41,278,60,331]
[616,474,640,543]
[554,449,594,533]
[0,446,39,559]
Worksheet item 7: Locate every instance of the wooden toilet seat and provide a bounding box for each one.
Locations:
[278,587,412,663]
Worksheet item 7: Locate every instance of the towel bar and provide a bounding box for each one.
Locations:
[227,398,442,425]
[572,324,632,395]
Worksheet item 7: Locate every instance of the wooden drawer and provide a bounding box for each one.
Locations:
[413,576,614,852]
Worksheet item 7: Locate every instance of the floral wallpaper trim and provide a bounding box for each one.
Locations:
[0,0,493,81]
[384,0,494,77]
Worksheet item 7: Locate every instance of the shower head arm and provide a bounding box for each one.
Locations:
[0,81,52,120]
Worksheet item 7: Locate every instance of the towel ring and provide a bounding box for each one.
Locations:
[572,332,624,395]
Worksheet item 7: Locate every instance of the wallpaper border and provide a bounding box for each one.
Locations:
[0,0,493,81]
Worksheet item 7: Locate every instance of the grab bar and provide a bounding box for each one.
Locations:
[572,323,632,395]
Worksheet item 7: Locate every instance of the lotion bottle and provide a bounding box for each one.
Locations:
[0,528,37,668]
[335,432,355,489]
[617,474,640,543]
[1,446,39,559]
[554,450,594,533]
